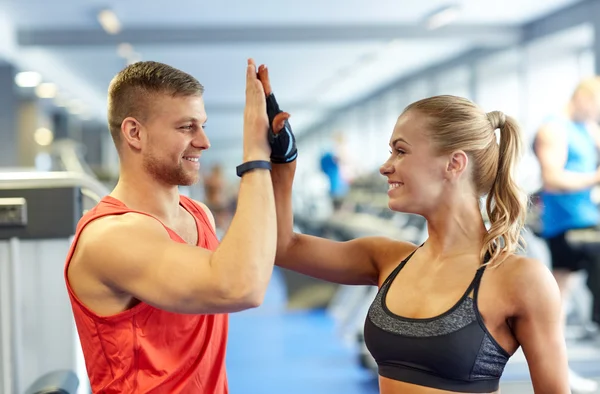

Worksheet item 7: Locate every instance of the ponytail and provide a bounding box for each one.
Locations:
[482,112,528,266]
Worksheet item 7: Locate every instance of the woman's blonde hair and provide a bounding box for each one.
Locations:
[404,95,528,266]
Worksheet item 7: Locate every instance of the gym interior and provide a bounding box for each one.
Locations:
[1,0,600,393]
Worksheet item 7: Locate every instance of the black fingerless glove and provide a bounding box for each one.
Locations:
[266,93,298,164]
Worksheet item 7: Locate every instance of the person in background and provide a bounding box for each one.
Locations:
[534,77,600,393]
[320,132,351,210]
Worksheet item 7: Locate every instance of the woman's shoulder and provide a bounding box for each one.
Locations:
[356,237,419,285]
[485,253,560,315]
[489,254,551,283]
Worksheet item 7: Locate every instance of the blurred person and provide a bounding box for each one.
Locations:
[320,132,351,210]
[534,77,600,392]
[204,163,226,208]
[270,90,570,392]
[64,59,277,393]
[204,163,233,233]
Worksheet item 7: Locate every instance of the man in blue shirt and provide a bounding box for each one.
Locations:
[535,77,600,393]
[320,133,350,210]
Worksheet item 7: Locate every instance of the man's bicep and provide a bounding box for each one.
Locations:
[82,214,228,314]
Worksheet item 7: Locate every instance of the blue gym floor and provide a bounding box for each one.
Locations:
[226,268,378,393]
[225,268,600,393]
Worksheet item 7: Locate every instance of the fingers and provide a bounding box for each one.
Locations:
[246,58,267,100]
[246,58,257,83]
[257,65,272,96]
[272,112,290,134]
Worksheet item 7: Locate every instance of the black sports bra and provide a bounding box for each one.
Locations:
[364,248,511,392]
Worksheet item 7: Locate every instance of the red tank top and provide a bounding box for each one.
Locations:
[64,195,229,394]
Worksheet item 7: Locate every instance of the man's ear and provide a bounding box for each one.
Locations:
[121,117,143,150]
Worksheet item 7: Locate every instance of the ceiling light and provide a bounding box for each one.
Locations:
[34,127,54,146]
[425,4,461,30]
[97,9,121,35]
[15,71,42,88]
[35,82,57,99]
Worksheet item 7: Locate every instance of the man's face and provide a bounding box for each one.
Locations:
[140,94,210,186]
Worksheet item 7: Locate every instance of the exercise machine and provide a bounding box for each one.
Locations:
[0,170,109,394]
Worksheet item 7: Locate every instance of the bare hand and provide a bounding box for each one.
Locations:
[243,59,271,161]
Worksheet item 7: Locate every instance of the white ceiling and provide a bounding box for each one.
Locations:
[0,0,584,27]
[0,0,585,151]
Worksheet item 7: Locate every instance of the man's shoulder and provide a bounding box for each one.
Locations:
[181,196,217,232]
[180,195,211,215]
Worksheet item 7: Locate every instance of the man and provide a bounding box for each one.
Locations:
[64,59,277,393]
[534,76,600,393]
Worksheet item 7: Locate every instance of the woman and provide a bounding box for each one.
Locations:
[271,95,570,393]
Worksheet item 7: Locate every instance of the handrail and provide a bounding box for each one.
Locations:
[51,139,96,177]
[0,171,110,198]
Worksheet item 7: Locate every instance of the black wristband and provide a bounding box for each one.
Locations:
[236,160,272,177]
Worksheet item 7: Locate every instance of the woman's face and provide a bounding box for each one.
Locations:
[380,111,451,216]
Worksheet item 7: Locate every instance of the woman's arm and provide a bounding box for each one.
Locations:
[508,256,570,393]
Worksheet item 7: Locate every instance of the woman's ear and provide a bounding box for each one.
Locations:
[445,150,468,180]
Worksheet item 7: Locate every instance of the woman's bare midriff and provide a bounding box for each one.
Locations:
[379,376,500,394]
